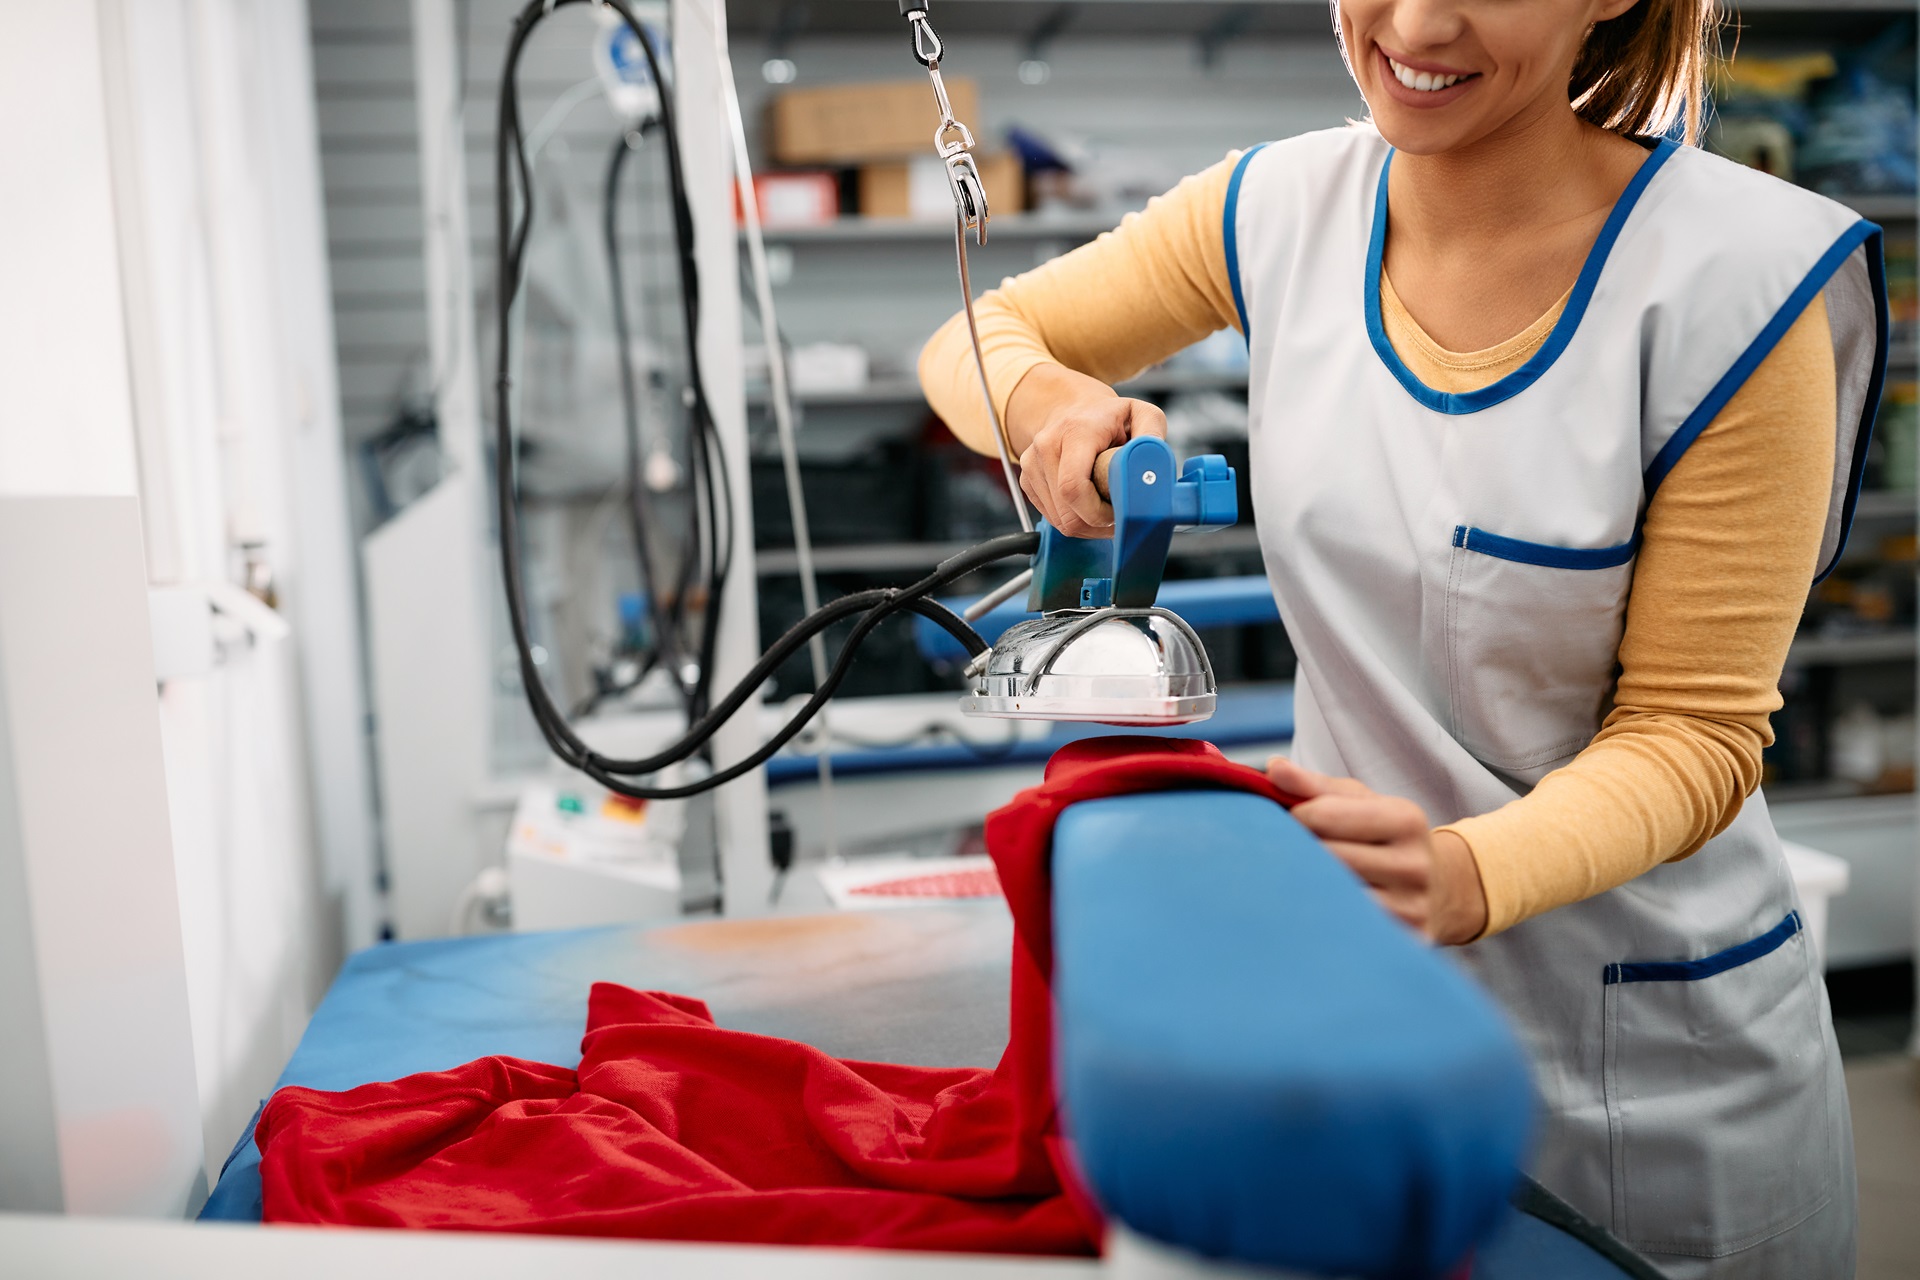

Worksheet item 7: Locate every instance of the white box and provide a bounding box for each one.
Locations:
[505,782,682,931]
[1782,840,1852,967]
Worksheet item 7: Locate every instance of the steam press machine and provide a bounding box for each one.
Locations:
[963,436,1239,727]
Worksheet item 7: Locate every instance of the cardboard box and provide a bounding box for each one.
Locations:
[732,171,840,227]
[859,152,1024,220]
[769,78,980,166]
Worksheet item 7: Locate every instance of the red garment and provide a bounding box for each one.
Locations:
[257,737,1288,1252]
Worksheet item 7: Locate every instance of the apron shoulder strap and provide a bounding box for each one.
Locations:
[1630,146,1888,579]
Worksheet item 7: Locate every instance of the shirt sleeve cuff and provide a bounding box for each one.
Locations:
[1433,817,1519,940]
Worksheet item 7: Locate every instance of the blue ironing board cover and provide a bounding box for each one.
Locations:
[200,908,1014,1223]
[1052,791,1539,1276]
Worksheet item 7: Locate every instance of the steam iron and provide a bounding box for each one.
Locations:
[964,436,1238,726]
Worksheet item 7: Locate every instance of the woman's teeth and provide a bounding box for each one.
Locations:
[1386,56,1467,92]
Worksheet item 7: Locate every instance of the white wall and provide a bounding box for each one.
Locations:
[0,4,204,1216]
[98,0,382,1180]
[0,6,143,498]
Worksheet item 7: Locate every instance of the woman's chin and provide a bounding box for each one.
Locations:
[1367,112,1480,157]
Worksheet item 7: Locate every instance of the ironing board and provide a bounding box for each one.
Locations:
[199,900,1662,1279]
[201,906,1013,1223]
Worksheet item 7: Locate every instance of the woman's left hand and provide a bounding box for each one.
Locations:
[1266,757,1489,945]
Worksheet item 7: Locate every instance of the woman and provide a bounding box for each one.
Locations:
[919,0,1887,1274]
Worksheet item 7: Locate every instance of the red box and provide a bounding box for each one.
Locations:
[734,171,840,227]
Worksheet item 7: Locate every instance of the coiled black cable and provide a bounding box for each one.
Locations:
[494,0,1028,800]
[600,127,676,707]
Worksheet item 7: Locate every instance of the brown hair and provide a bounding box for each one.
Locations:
[1570,0,1724,144]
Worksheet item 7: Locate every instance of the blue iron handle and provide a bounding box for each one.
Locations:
[1027,436,1238,613]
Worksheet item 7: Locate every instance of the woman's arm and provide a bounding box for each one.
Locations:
[1280,295,1838,943]
[1435,294,1838,937]
[917,154,1244,532]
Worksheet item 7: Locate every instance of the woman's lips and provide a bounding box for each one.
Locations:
[1373,45,1479,109]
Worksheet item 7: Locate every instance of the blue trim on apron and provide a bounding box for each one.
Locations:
[1223,143,1269,338]
[1604,911,1802,985]
[1363,139,1678,416]
[1641,221,1889,584]
[1453,525,1640,569]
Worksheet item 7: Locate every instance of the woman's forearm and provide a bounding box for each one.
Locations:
[1439,295,1838,938]
[1002,364,1123,456]
[917,153,1246,457]
[918,302,1064,457]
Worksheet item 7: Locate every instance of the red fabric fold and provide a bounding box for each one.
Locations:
[257,737,1287,1252]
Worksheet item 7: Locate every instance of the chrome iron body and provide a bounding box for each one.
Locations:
[964,607,1216,725]
[962,438,1239,727]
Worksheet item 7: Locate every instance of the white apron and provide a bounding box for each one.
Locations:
[1228,126,1888,1277]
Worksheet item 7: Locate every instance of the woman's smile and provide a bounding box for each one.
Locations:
[1374,44,1482,108]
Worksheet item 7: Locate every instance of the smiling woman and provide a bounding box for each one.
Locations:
[918,0,1888,1273]
[1342,0,1718,140]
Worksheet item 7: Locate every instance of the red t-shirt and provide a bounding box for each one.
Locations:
[256,738,1286,1252]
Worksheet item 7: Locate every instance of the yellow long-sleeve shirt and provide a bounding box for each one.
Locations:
[920,152,1836,938]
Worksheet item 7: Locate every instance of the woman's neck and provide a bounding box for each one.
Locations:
[1382,104,1649,351]
[1394,103,1637,250]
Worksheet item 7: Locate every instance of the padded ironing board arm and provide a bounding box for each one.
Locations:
[1050,790,1536,1276]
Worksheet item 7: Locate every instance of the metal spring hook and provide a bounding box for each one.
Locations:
[898,0,1027,533]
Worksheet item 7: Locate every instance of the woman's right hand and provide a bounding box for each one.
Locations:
[1008,367,1168,537]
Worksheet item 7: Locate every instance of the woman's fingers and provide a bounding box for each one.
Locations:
[1055,428,1115,533]
[1266,756,1372,802]
[1266,771,1454,941]
[1365,886,1430,932]
[1292,793,1427,843]
[1015,398,1156,537]
[1321,840,1432,931]
[1322,837,1427,888]
[1018,445,1051,521]
[1294,792,1439,938]
[1126,399,1169,442]
[1057,400,1170,529]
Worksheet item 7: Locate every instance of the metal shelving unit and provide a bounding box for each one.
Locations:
[744,211,1125,244]
[1788,629,1920,667]
[1851,488,1918,520]
[746,193,1912,247]
[755,526,1263,577]
[1837,192,1919,220]
[746,367,1248,408]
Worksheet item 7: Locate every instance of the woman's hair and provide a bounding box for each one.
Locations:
[1570,0,1723,144]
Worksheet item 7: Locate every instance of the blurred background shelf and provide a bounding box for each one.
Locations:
[1840,193,1919,220]
[745,367,1249,408]
[1851,488,1917,519]
[744,211,1124,243]
[1788,630,1920,667]
[755,527,1264,577]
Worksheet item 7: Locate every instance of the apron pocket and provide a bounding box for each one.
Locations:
[1442,526,1636,772]
[1602,912,1834,1258]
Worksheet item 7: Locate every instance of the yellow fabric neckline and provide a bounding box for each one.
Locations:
[1380,274,1573,391]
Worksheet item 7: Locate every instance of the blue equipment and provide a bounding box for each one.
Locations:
[962,436,1241,725]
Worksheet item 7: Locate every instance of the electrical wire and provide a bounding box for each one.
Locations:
[495,0,1032,801]
[553,3,730,724]
[603,127,678,706]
